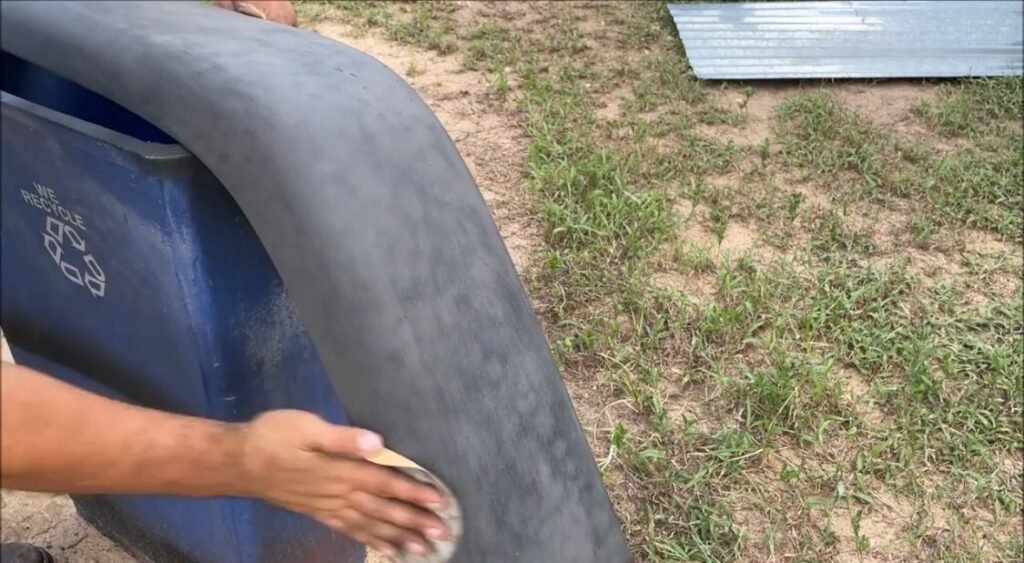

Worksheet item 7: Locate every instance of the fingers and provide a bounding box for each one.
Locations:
[316,466,449,557]
[248,410,449,556]
[323,518,399,558]
[321,509,433,558]
[351,466,446,510]
[360,517,433,556]
[348,491,448,541]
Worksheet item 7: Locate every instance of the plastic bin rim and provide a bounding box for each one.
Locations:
[1,90,193,161]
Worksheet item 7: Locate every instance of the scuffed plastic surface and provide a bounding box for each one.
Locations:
[0,2,631,562]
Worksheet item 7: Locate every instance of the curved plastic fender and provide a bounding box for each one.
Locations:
[0,2,631,562]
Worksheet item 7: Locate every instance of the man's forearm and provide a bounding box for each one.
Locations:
[1,361,450,555]
[1,362,250,497]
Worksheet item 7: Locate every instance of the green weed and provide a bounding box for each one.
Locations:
[913,77,1024,138]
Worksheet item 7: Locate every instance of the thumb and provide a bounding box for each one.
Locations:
[303,420,384,458]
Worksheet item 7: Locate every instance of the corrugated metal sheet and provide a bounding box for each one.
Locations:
[668,1,1024,79]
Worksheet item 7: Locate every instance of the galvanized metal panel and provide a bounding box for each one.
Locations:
[668,1,1024,79]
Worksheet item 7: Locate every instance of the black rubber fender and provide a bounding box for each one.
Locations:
[0,2,631,562]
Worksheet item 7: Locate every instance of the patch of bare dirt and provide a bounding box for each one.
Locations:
[839,197,909,250]
[1,491,134,563]
[701,80,944,153]
[673,177,773,261]
[998,452,1024,478]
[313,22,541,275]
[728,444,923,563]
[827,491,917,563]
[653,270,716,304]
[657,173,802,298]
[678,212,780,268]
[771,171,832,210]
[455,0,566,43]
[701,84,796,146]
[664,381,734,434]
[831,81,943,145]
[953,230,1023,300]
[596,84,631,122]
[695,220,758,256]
[855,213,1022,303]
[837,366,886,427]
[905,246,967,281]
[961,228,1019,256]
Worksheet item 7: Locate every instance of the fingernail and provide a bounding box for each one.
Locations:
[406,542,429,555]
[426,527,448,540]
[357,432,383,453]
[428,499,446,510]
[379,544,397,556]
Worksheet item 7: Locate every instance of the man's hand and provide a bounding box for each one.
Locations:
[239,410,448,557]
[1,364,447,558]
[212,1,298,26]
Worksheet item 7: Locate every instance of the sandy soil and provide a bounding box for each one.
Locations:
[0,492,136,562]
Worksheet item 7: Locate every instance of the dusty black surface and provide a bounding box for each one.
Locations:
[0,2,631,561]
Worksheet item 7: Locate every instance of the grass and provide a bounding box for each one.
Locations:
[776,89,1023,239]
[296,0,456,51]
[912,78,1023,139]
[775,93,891,199]
[296,1,1023,561]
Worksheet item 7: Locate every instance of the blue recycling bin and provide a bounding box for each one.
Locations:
[0,52,364,563]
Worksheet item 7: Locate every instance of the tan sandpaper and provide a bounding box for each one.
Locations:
[1,328,13,364]
[367,449,462,563]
